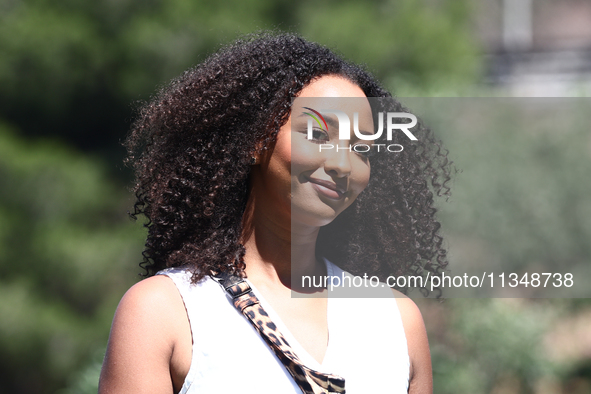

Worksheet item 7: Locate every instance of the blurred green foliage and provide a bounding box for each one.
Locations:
[406,98,591,293]
[0,124,143,393]
[408,98,591,392]
[0,0,479,161]
[427,298,558,394]
[1,0,590,393]
[0,2,482,392]
[298,0,478,95]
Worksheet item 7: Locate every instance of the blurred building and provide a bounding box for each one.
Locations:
[476,0,591,96]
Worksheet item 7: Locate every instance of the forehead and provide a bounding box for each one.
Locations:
[298,75,366,98]
[293,75,372,122]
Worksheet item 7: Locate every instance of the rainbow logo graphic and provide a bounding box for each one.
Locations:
[303,107,328,132]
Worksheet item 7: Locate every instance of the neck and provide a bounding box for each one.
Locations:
[242,191,325,291]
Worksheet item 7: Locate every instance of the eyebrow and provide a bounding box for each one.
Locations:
[296,112,338,130]
[296,113,374,135]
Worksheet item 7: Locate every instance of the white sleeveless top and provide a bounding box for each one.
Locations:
[157,260,410,393]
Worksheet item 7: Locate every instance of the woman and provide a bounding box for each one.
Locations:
[99,32,450,394]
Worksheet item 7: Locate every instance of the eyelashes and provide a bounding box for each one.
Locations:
[307,127,329,144]
[296,128,371,160]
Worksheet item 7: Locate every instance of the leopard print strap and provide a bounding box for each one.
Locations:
[212,272,346,394]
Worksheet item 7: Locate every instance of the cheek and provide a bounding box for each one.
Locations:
[290,137,323,175]
[274,131,292,164]
[351,161,371,194]
[266,130,292,178]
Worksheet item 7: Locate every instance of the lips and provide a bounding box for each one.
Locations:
[307,177,347,200]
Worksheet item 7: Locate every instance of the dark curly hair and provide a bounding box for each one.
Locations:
[125,31,451,294]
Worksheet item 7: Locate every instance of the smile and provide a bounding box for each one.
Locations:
[307,177,346,200]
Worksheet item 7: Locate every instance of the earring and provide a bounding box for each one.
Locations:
[250,156,257,165]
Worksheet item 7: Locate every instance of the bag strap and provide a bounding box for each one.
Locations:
[211,272,346,394]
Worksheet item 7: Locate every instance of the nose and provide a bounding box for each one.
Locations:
[324,143,352,178]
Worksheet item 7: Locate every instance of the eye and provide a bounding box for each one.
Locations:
[351,143,372,159]
[307,127,329,144]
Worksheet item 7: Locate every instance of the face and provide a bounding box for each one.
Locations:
[252,75,373,228]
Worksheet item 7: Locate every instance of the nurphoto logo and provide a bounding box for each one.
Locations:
[303,107,418,153]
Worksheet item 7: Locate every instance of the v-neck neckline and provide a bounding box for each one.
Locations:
[244,259,335,371]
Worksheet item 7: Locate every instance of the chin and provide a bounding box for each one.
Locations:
[290,204,342,228]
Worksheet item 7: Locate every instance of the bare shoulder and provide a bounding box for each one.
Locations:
[117,275,184,319]
[107,275,187,344]
[99,275,191,394]
[391,289,423,327]
[392,289,433,394]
